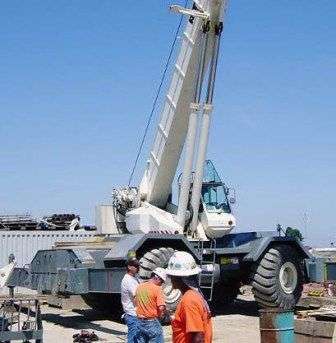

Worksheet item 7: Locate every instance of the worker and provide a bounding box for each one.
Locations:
[166,251,213,343]
[121,257,141,343]
[135,267,167,343]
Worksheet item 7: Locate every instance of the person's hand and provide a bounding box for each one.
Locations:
[159,309,172,324]
[191,332,205,343]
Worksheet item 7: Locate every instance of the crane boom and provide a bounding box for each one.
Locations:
[139,0,227,208]
[112,0,235,237]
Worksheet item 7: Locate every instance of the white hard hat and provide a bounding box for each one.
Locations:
[153,267,167,282]
[166,251,201,277]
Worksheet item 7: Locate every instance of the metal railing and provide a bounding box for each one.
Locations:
[198,239,217,301]
[0,298,43,342]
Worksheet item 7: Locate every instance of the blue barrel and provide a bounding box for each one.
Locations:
[259,309,294,343]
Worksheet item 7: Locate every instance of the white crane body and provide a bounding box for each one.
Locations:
[112,0,236,239]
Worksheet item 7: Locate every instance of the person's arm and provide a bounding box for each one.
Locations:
[129,289,136,306]
[190,332,205,343]
[156,288,167,320]
[130,281,139,306]
[158,305,166,320]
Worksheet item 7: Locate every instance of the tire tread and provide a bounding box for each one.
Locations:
[251,245,304,310]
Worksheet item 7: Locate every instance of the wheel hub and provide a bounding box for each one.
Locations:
[279,262,298,294]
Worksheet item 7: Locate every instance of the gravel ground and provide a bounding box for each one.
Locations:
[41,294,260,343]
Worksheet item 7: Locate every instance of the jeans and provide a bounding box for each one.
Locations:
[137,319,164,343]
[125,314,139,343]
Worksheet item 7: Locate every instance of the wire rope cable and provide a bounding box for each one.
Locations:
[128,0,189,186]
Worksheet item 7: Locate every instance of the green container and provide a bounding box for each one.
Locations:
[259,309,294,343]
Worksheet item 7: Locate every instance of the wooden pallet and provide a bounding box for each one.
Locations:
[297,308,336,322]
[297,296,336,310]
[295,319,336,342]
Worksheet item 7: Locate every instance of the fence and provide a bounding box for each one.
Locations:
[0,230,96,267]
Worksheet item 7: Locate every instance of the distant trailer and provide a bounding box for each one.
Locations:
[0,230,97,268]
[0,213,95,231]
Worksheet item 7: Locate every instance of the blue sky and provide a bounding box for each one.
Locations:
[0,1,335,246]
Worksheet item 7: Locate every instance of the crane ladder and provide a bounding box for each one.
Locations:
[198,239,217,301]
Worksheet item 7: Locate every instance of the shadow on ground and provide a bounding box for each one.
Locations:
[74,309,124,323]
[41,295,258,334]
[41,310,126,337]
[212,298,259,317]
[75,296,259,320]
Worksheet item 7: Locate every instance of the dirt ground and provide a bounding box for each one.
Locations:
[41,294,260,343]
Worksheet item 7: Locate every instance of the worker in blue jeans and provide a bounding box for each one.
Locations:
[124,314,139,342]
[121,257,141,342]
[135,268,167,343]
[137,319,164,343]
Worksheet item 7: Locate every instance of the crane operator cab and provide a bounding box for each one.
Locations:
[179,160,236,238]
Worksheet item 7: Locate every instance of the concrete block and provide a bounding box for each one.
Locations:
[295,319,336,342]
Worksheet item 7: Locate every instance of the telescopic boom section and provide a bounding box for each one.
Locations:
[139,0,228,209]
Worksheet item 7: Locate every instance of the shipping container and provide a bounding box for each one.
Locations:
[0,230,97,268]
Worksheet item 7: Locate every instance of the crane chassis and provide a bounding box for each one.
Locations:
[9,230,309,310]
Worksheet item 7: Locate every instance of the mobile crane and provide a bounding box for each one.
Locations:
[6,0,309,311]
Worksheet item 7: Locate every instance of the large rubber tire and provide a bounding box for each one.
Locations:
[251,245,304,310]
[139,247,181,311]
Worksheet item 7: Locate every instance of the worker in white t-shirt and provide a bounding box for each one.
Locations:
[121,257,141,342]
